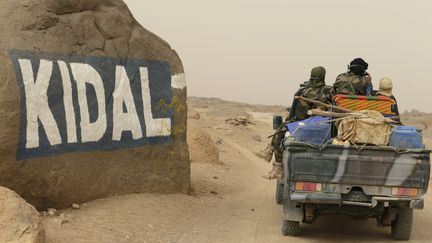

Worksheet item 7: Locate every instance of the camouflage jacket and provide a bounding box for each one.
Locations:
[289,85,334,121]
[334,72,368,95]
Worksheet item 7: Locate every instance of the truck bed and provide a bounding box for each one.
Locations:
[284,143,431,189]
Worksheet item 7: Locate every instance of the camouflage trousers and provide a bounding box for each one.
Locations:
[271,123,287,162]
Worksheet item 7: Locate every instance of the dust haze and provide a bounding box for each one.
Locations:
[125,0,432,112]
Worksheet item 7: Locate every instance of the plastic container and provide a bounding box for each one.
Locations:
[389,126,424,149]
[292,122,331,144]
[286,116,330,133]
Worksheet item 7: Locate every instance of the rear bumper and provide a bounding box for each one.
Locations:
[290,192,341,204]
[289,192,424,209]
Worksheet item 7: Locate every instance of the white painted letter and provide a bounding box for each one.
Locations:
[140,67,171,137]
[70,63,107,143]
[112,66,143,141]
[58,61,77,143]
[19,59,62,148]
[171,73,187,90]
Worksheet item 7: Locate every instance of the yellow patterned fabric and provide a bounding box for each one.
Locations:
[333,95,396,115]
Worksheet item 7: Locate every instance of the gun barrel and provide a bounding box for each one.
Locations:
[294,96,352,113]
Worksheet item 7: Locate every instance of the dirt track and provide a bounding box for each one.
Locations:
[43,100,432,243]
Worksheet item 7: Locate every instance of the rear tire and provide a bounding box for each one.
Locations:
[281,220,301,236]
[275,180,284,205]
[391,208,413,241]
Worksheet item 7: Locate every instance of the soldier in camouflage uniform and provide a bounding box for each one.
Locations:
[334,58,373,96]
[259,66,334,180]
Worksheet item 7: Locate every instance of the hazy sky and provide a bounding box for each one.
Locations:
[124,0,432,112]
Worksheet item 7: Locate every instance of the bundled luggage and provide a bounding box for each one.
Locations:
[336,110,392,146]
[286,95,425,149]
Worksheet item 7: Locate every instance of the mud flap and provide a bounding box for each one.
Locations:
[283,201,304,221]
[282,150,304,222]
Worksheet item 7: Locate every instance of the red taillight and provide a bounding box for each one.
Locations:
[295,182,322,192]
[392,187,418,197]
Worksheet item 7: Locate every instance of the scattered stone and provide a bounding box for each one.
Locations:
[72,203,80,209]
[251,208,255,212]
[215,138,224,144]
[58,213,70,226]
[188,111,201,120]
[251,135,262,142]
[22,0,30,7]
[210,190,218,195]
[47,208,57,216]
[226,116,254,126]
[213,176,219,179]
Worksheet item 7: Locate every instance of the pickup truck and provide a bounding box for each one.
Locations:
[276,142,430,240]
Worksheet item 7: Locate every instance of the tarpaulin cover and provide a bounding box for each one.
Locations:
[286,116,330,134]
[337,110,392,146]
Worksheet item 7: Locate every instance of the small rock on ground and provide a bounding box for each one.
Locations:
[251,134,262,142]
[47,208,57,216]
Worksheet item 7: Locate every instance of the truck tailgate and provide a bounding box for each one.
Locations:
[285,143,431,188]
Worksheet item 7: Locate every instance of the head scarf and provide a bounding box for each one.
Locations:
[349,58,368,76]
[309,66,326,88]
[378,77,393,96]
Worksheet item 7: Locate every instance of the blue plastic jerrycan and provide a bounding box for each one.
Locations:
[390,126,424,149]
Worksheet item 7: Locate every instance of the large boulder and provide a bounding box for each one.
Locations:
[0,187,45,243]
[187,120,220,164]
[0,0,189,210]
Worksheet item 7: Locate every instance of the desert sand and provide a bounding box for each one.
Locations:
[42,97,432,243]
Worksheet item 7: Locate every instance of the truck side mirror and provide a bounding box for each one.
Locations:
[273,116,283,130]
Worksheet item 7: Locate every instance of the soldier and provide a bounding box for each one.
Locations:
[376,77,394,97]
[258,66,334,180]
[334,58,373,96]
[375,77,401,123]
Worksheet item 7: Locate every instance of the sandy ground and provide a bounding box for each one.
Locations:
[43,97,432,243]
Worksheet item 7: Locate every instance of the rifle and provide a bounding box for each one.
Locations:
[308,109,400,123]
[267,130,287,139]
[294,96,352,113]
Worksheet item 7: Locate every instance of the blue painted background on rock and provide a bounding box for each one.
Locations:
[8,50,174,160]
